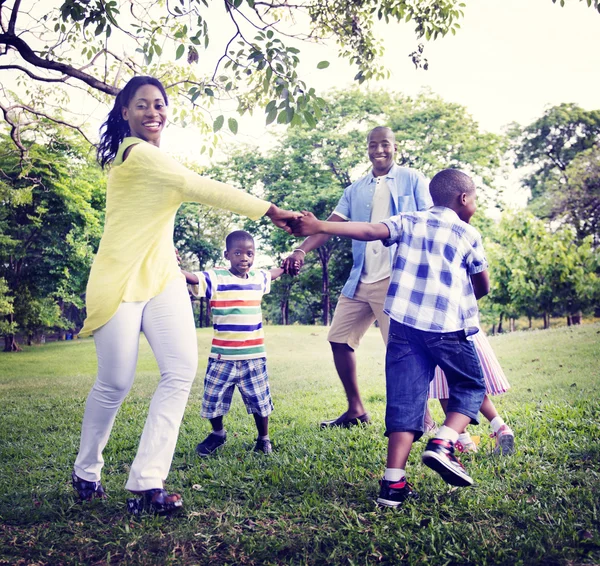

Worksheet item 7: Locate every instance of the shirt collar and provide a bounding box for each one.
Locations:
[430,205,462,221]
[369,163,398,183]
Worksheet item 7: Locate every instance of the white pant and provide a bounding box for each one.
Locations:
[74,278,198,491]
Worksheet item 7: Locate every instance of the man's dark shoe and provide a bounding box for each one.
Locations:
[196,432,226,457]
[253,438,273,454]
[377,478,418,508]
[421,438,473,486]
[320,412,370,429]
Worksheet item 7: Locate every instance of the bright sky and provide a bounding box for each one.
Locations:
[164,0,599,143]
[162,0,598,207]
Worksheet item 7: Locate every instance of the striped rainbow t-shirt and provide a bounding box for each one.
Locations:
[190,268,271,360]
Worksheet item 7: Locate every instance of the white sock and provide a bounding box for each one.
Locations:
[458,432,473,444]
[434,425,460,444]
[383,468,405,482]
[212,428,226,437]
[490,416,505,433]
[259,434,270,441]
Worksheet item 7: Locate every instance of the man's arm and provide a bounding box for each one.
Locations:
[282,212,346,275]
[471,270,490,300]
[291,212,390,241]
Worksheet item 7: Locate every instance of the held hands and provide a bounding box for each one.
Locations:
[282,250,304,276]
[265,204,303,234]
[289,211,323,237]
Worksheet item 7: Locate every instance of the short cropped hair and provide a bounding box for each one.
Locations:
[367,126,396,143]
[225,230,254,250]
[429,169,475,207]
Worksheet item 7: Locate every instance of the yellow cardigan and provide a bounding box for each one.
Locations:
[79,138,270,337]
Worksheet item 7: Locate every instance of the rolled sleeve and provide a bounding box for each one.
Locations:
[381,216,402,247]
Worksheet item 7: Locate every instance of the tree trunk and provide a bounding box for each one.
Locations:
[280,297,289,325]
[543,312,550,329]
[4,334,20,352]
[497,312,504,334]
[205,300,211,328]
[528,316,532,329]
[510,318,515,332]
[572,311,582,324]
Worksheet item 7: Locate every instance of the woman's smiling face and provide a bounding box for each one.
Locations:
[121,84,168,146]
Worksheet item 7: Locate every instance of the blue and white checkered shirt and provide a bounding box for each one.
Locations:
[381,206,488,334]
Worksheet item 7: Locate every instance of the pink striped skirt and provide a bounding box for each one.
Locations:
[429,330,510,399]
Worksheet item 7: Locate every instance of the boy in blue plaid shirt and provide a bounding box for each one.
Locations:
[291,169,489,507]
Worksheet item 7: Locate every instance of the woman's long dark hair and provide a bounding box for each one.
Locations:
[97,76,169,169]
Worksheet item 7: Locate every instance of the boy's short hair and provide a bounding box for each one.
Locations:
[429,169,475,207]
[367,126,396,143]
[226,230,254,250]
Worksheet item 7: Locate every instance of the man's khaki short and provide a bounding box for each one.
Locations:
[327,277,390,350]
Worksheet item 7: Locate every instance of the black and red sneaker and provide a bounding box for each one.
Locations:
[422,438,473,487]
[377,477,419,507]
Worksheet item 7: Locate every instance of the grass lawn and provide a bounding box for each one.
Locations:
[1,324,599,565]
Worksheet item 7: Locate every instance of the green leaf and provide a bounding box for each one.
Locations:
[213,115,224,132]
[266,107,277,125]
[276,109,289,124]
[176,44,185,59]
[228,117,238,134]
[303,111,317,129]
[316,61,330,69]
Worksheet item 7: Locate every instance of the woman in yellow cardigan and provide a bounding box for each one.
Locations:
[72,76,299,514]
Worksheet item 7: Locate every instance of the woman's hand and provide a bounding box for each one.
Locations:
[265,204,303,234]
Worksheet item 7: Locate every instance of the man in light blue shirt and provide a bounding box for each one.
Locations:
[284,126,431,427]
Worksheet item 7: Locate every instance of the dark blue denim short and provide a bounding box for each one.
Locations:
[385,319,486,440]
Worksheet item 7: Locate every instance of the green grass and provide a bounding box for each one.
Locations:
[1,324,599,565]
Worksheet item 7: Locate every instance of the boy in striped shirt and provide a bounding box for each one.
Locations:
[182,230,283,456]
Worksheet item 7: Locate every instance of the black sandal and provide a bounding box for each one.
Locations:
[127,488,183,516]
[71,471,107,501]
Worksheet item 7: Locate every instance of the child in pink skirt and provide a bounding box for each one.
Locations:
[429,331,515,455]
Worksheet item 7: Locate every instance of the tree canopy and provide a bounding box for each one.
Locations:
[2,0,599,158]
[1,0,469,156]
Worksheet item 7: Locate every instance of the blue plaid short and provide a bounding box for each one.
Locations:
[201,357,274,419]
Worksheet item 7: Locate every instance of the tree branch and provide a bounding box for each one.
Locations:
[8,0,20,34]
[0,32,119,95]
[0,99,26,153]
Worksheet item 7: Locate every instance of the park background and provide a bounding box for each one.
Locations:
[1,1,599,564]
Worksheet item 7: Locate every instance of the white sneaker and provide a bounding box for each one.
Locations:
[491,424,514,455]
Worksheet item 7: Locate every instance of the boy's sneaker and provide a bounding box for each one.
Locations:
[254,438,273,454]
[491,424,514,455]
[377,478,418,508]
[422,438,474,487]
[196,432,226,457]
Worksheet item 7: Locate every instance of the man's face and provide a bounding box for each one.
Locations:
[367,129,397,176]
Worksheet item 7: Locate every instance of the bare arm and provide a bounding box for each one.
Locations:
[270,267,285,281]
[291,211,390,241]
[471,270,490,300]
[282,212,346,275]
[181,270,199,285]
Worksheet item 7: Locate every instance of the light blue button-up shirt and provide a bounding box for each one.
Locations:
[333,164,431,298]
